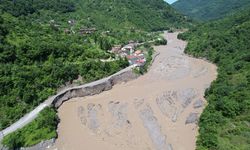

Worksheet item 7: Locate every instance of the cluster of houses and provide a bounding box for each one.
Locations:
[49,19,97,35]
[68,19,97,35]
[111,41,146,66]
[49,19,147,66]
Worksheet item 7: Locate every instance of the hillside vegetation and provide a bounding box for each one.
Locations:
[2,107,58,149]
[70,0,189,31]
[0,0,187,133]
[173,0,250,21]
[178,8,250,150]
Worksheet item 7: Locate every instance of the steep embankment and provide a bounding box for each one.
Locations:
[178,8,250,150]
[172,0,250,21]
[51,32,217,150]
[0,64,140,149]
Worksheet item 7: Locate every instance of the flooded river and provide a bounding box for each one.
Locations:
[52,32,217,150]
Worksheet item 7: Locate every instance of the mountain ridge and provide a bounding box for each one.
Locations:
[172,0,250,21]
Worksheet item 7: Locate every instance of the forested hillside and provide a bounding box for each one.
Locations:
[178,8,250,150]
[0,0,188,131]
[75,0,188,31]
[173,0,250,21]
[0,0,188,31]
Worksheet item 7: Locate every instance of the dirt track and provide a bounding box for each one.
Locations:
[52,32,217,150]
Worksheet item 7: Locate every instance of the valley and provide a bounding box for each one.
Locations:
[51,32,217,150]
[1,0,250,149]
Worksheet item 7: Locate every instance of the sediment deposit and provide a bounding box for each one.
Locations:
[52,32,217,150]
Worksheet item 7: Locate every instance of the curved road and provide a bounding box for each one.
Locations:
[0,65,137,141]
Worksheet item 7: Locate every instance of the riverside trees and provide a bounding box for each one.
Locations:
[178,8,250,150]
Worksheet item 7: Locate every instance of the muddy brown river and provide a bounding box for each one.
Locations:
[51,32,217,150]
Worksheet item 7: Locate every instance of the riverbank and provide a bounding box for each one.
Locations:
[51,32,217,150]
[0,65,139,143]
[1,32,160,149]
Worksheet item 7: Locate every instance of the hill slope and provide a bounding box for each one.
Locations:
[172,0,250,21]
[179,8,250,150]
[0,0,187,131]
[0,0,188,31]
[75,0,189,31]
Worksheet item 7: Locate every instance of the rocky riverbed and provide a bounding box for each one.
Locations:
[50,32,217,150]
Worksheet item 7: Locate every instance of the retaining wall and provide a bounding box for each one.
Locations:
[0,65,139,150]
[52,66,139,108]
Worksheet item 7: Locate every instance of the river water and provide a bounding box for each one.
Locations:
[52,32,217,150]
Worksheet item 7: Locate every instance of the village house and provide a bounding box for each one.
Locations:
[134,50,142,56]
[128,40,135,44]
[49,20,60,28]
[111,45,122,54]
[121,41,139,55]
[121,45,134,55]
[126,54,146,66]
[110,40,146,66]
[102,30,111,35]
[136,59,146,66]
[68,20,76,25]
[126,55,137,65]
[79,28,97,35]
[64,29,71,34]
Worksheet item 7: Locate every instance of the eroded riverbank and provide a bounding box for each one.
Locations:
[52,32,217,150]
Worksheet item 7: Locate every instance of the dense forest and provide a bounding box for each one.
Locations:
[0,0,189,132]
[74,0,189,31]
[0,0,189,31]
[178,8,250,150]
[173,0,250,21]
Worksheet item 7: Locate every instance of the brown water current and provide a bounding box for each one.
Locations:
[51,32,217,150]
